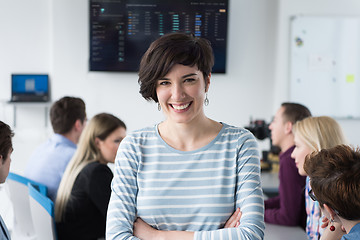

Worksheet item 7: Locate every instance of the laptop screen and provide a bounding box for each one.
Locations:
[11,74,49,102]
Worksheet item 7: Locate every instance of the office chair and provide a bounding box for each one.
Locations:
[28,183,57,240]
[6,172,48,239]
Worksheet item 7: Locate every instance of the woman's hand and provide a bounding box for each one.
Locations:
[133,217,159,240]
[224,208,242,228]
[321,217,330,229]
[321,217,346,232]
[320,221,346,240]
[133,209,242,240]
[133,218,194,240]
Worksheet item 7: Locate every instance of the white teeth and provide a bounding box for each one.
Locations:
[172,103,190,110]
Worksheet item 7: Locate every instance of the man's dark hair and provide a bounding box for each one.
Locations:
[0,121,14,163]
[281,102,311,124]
[50,96,86,134]
[138,32,214,102]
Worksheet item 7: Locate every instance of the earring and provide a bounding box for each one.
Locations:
[158,103,161,111]
[329,218,336,231]
[204,93,209,106]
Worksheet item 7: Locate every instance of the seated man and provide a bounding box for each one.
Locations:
[265,102,311,229]
[24,96,86,201]
[0,121,14,240]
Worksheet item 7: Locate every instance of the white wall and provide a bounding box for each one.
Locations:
[274,0,360,147]
[0,0,359,174]
[48,0,277,127]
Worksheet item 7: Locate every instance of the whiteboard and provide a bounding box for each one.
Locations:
[290,16,360,118]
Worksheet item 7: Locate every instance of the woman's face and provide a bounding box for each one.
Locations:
[291,134,313,176]
[156,64,210,125]
[0,148,13,183]
[97,127,126,164]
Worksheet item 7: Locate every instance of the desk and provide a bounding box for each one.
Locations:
[264,223,307,240]
[261,171,279,198]
[7,102,51,127]
[261,172,307,239]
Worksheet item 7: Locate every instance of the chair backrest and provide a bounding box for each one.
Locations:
[28,183,57,240]
[6,172,48,239]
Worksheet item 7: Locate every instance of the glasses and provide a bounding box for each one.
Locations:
[309,189,343,217]
[308,189,318,202]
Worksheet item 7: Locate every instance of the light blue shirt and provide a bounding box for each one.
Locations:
[24,133,76,201]
[342,223,360,240]
[106,123,265,240]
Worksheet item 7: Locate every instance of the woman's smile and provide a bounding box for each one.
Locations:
[170,102,192,111]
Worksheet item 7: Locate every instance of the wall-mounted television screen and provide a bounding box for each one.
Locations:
[90,0,229,73]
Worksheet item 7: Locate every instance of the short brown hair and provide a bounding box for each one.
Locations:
[138,32,214,102]
[50,96,86,134]
[0,121,14,164]
[304,145,360,220]
[281,102,311,124]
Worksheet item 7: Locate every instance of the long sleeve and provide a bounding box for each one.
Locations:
[194,132,264,239]
[264,146,306,228]
[106,134,140,240]
[264,196,280,209]
[106,124,265,240]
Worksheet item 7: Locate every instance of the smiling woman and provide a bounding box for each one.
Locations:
[106,32,265,240]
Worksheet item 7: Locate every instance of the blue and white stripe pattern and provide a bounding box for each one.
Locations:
[106,123,265,239]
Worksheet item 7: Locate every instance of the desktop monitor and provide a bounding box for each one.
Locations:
[89,0,229,73]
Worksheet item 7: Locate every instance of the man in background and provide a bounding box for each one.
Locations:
[265,102,311,229]
[0,121,14,240]
[24,96,86,201]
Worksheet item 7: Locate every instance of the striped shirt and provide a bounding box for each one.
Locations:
[305,177,324,240]
[106,123,265,239]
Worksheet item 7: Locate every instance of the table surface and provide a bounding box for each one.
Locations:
[261,171,279,189]
[264,223,307,240]
[261,172,307,239]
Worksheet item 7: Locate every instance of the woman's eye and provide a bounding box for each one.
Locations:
[185,78,196,83]
[158,81,170,85]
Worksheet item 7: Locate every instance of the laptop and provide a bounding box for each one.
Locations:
[10,74,50,102]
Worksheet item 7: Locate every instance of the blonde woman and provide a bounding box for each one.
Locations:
[291,116,347,240]
[55,113,126,240]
